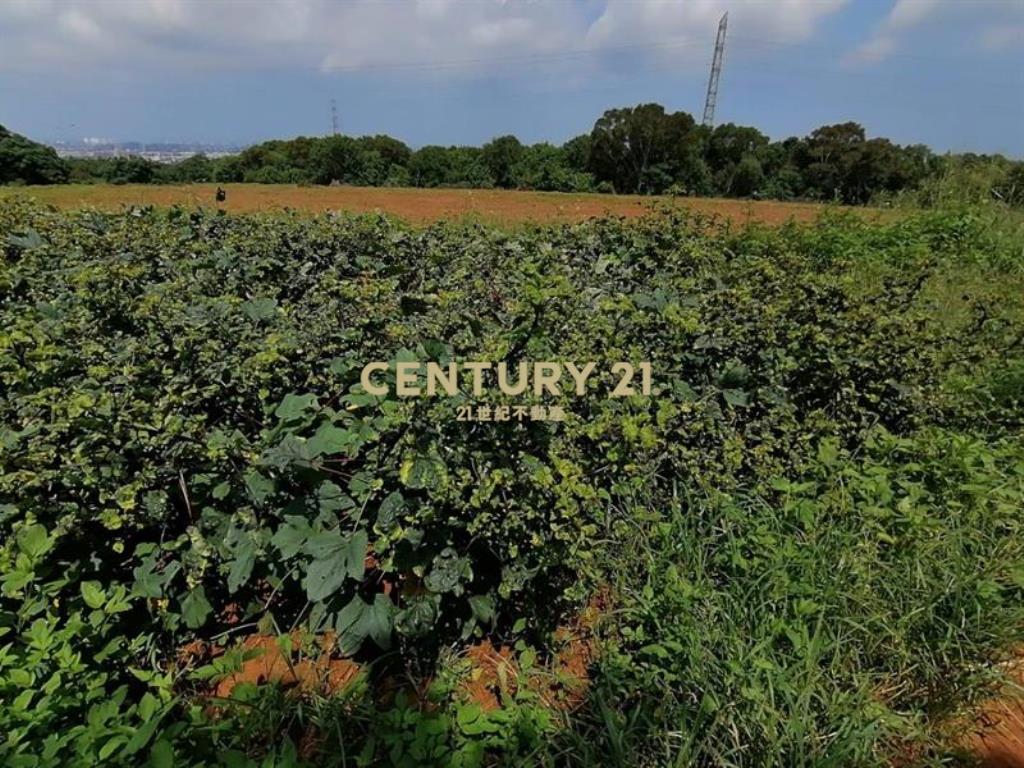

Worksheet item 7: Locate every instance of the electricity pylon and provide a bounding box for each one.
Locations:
[702,13,728,129]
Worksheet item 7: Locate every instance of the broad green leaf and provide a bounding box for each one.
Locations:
[6,229,44,250]
[1,569,34,596]
[227,538,255,593]
[425,547,471,594]
[132,558,179,599]
[723,388,750,408]
[718,363,750,389]
[16,524,52,559]
[468,595,495,625]
[272,516,312,559]
[241,297,277,322]
[81,580,106,609]
[150,740,174,768]
[456,703,492,735]
[316,480,354,514]
[376,490,405,532]
[394,594,439,636]
[335,593,393,653]
[335,595,369,653]
[307,423,355,458]
[123,711,163,755]
[399,452,448,490]
[260,434,313,469]
[181,587,213,629]
[243,470,275,504]
[275,392,318,421]
[304,529,346,559]
[365,593,394,649]
[99,736,127,761]
[303,530,368,602]
[348,471,374,498]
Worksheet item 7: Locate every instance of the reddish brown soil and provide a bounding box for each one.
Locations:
[2,183,891,227]
[461,640,520,712]
[459,590,607,713]
[960,656,1024,767]
[179,632,361,700]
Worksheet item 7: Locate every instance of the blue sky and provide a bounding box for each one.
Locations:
[0,0,1021,156]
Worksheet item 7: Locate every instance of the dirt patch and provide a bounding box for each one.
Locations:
[215,633,361,699]
[959,656,1024,767]
[462,640,520,712]
[179,632,362,701]
[459,591,607,713]
[2,183,891,227]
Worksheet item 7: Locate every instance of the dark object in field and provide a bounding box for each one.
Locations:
[215,187,227,203]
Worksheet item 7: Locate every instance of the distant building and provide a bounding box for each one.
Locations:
[50,140,245,162]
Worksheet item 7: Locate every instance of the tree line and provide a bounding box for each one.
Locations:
[3,103,1022,207]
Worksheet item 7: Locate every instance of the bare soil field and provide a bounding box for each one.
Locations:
[1,183,890,226]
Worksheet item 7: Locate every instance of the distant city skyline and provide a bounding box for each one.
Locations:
[1,1,1022,157]
[48,139,245,164]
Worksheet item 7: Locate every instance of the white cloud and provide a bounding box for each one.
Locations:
[0,0,847,75]
[318,1,584,73]
[845,0,1024,66]
[588,0,846,49]
[847,35,896,65]
[845,0,942,67]
[980,24,1024,51]
[885,0,941,30]
[57,8,103,42]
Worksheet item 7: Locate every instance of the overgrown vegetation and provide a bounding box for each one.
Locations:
[1,199,1023,766]
[5,103,1023,207]
[0,125,68,186]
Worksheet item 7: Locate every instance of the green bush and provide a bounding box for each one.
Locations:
[1,200,1022,765]
[562,427,1024,765]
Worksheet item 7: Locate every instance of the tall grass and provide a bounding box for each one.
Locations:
[559,429,1024,766]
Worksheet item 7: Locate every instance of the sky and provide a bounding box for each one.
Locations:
[0,0,1022,156]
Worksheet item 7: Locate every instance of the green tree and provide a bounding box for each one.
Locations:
[482,135,524,188]
[168,153,213,183]
[366,150,392,185]
[561,134,592,173]
[409,146,451,187]
[311,135,365,185]
[409,146,493,188]
[706,124,769,173]
[796,122,865,201]
[444,147,493,188]
[0,125,69,184]
[356,135,412,168]
[213,156,244,183]
[729,154,765,197]
[103,156,159,184]
[511,143,593,192]
[589,104,700,194]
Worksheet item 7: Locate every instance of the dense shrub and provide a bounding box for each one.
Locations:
[1,201,1022,765]
[0,125,69,185]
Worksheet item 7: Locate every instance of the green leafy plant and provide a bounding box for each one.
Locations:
[1,199,1022,766]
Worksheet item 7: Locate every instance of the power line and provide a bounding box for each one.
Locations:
[320,36,708,75]
[315,29,991,79]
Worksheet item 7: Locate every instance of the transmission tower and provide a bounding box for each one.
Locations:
[702,12,728,129]
[330,99,339,136]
